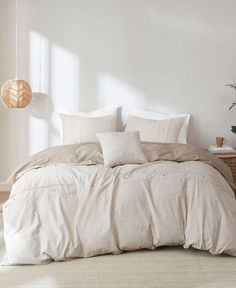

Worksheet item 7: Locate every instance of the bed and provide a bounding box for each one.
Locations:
[2,142,236,265]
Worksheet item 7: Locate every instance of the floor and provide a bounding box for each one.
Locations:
[1,202,236,288]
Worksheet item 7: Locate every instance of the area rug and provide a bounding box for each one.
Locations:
[1,204,236,288]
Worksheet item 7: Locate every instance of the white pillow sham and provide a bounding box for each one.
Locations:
[97,131,147,167]
[59,106,119,118]
[60,107,119,144]
[130,109,190,143]
[125,115,185,143]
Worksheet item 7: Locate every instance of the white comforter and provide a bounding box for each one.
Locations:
[2,143,236,264]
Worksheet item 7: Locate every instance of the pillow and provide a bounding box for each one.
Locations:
[97,131,147,167]
[125,115,185,143]
[60,107,119,144]
[59,106,119,118]
[130,109,190,143]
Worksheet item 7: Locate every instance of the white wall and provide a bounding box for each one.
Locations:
[1,0,236,180]
[0,0,29,180]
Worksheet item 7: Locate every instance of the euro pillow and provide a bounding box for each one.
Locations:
[125,115,185,143]
[97,131,147,167]
[60,107,119,144]
[130,109,190,143]
[59,106,119,118]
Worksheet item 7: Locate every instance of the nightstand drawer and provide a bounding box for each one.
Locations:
[211,153,236,185]
[220,157,236,184]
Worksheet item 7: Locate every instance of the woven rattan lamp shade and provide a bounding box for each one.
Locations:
[1,79,32,108]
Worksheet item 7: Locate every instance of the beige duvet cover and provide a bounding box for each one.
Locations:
[2,143,236,265]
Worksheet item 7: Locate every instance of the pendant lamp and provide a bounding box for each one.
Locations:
[1,0,32,108]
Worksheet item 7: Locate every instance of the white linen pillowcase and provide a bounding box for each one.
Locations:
[59,106,119,118]
[60,107,119,144]
[130,109,190,143]
[125,115,185,143]
[97,131,147,167]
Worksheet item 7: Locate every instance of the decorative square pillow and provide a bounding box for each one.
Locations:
[129,109,190,143]
[97,131,147,167]
[125,115,185,143]
[60,107,119,144]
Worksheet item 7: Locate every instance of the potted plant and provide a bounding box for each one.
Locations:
[227,84,236,134]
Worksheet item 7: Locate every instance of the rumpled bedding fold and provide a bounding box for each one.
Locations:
[8,142,235,190]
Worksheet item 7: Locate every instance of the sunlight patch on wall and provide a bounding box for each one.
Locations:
[28,31,80,153]
[28,31,49,155]
[51,46,80,110]
[51,45,80,145]
[28,118,49,155]
[29,31,49,94]
[98,73,146,123]
[146,98,179,114]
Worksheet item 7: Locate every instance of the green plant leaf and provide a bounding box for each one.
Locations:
[231,126,236,134]
[226,84,236,89]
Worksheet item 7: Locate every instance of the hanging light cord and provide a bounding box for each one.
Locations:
[40,34,42,92]
[15,0,18,79]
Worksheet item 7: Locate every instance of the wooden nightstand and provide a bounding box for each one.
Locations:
[0,182,12,203]
[212,153,236,184]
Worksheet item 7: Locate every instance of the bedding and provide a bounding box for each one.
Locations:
[60,106,119,144]
[3,143,236,265]
[97,131,147,167]
[125,115,185,143]
[129,109,190,143]
[59,106,119,117]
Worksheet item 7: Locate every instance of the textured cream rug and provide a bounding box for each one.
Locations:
[1,204,236,288]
